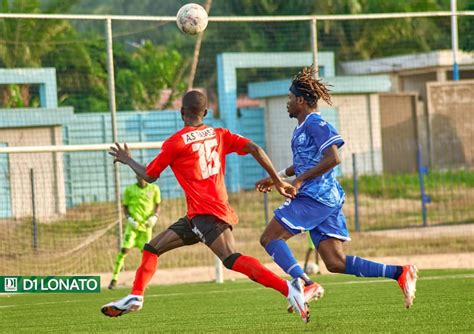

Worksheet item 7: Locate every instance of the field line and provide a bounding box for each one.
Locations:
[0,273,472,309]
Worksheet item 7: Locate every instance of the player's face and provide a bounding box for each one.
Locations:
[287,92,301,119]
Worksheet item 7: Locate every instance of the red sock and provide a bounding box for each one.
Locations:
[131,250,158,295]
[231,254,288,297]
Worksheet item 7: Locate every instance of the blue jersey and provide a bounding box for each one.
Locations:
[291,113,345,207]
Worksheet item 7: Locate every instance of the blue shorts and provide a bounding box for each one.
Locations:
[274,195,350,249]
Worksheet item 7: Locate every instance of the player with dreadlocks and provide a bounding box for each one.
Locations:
[256,66,418,311]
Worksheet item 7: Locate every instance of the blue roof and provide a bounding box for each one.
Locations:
[248,75,392,99]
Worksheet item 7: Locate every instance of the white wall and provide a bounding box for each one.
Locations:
[265,96,295,171]
[264,94,383,177]
[0,126,66,219]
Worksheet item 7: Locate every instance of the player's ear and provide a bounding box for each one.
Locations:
[203,109,208,118]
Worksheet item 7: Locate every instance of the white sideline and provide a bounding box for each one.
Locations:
[0,273,472,309]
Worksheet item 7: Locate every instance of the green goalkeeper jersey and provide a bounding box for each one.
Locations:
[123,183,161,231]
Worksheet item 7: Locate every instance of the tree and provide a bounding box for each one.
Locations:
[0,0,187,112]
[0,0,83,107]
[115,41,187,110]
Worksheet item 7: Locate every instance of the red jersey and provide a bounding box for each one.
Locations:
[146,125,251,225]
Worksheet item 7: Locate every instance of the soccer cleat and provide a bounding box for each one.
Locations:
[108,279,117,290]
[101,294,144,317]
[287,282,324,313]
[397,265,418,309]
[286,278,310,323]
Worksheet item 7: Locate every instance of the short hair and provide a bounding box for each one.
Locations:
[290,65,332,107]
[182,90,207,117]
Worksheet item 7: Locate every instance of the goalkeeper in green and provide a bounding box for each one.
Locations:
[108,175,161,289]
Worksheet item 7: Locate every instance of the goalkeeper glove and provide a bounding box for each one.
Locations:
[145,215,158,228]
[127,216,139,229]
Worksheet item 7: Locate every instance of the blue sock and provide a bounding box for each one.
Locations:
[265,239,304,279]
[345,255,403,280]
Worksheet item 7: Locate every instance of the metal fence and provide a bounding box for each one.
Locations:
[0,9,473,276]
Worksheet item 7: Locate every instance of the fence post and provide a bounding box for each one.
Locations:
[263,192,270,224]
[352,153,360,232]
[105,18,123,250]
[310,18,318,72]
[215,256,223,283]
[451,0,459,80]
[417,144,431,226]
[30,168,38,251]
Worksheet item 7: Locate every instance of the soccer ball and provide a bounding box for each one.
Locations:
[176,3,208,35]
[305,262,320,275]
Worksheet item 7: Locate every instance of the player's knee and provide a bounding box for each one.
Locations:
[223,253,241,269]
[143,243,159,255]
[259,233,271,248]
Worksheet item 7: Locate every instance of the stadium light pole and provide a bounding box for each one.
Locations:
[451,0,460,80]
[106,18,123,250]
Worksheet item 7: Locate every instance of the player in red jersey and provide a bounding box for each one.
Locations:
[101,91,311,323]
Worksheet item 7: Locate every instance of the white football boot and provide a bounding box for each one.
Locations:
[101,294,144,317]
[397,265,418,309]
[286,278,310,323]
[287,281,324,313]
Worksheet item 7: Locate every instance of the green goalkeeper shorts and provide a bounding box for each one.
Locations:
[122,223,153,250]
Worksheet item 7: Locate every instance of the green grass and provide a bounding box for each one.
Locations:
[339,170,474,200]
[0,269,473,333]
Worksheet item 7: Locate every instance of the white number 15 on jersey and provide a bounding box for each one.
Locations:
[192,139,221,179]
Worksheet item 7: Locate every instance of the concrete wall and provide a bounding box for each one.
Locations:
[264,96,293,171]
[379,94,418,173]
[262,93,382,176]
[327,94,383,175]
[0,126,66,218]
[427,80,474,168]
[400,72,437,103]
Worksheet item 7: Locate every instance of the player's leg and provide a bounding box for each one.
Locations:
[192,215,309,323]
[101,217,200,317]
[129,229,162,295]
[316,208,418,308]
[303,233,316,274]
[260,196,328,287]
[260,218,313,285]
[211,228,289,295]
[109,224,136,289]
[260,197,326,314]
[109,247,130,289]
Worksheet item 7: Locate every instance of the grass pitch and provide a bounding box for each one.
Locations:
[0,269,473,333]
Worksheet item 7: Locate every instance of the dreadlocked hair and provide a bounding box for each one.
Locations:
[291,65,333,107]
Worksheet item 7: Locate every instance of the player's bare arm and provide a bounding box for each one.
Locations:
[255,165,296,193]
[242,141,296,199]
[292,144,341,191]
[108,143,157,183]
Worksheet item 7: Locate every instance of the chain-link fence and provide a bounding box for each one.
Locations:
[0,7,473,276]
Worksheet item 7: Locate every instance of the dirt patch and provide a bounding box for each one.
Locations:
[364,223,474,239]
[99,252,474,288]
